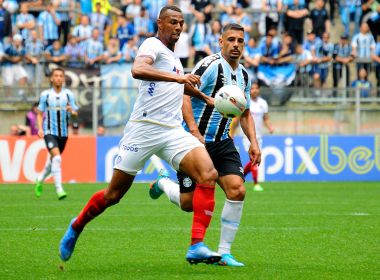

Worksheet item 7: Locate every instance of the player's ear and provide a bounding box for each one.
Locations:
[219,36,223,48]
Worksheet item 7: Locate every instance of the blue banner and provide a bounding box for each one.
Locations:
[257,64,296,87]
[96,135,380,182]
[100,63,139,127]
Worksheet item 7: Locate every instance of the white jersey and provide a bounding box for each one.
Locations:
[129,37,185,127]
[250,96,268,139]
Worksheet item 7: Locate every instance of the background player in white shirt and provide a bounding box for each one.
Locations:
[233,82,274,191]
[59,5,222,265]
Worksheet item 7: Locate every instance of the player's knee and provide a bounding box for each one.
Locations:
[180,200,193,212]
[226,184,246,201]
[51,155,62,171]
[197,167,218,186]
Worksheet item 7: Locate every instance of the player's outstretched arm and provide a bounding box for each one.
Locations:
[182,95,205,144]
[131,56,201,88]
[240,109,261,165]
[184,84,214,107]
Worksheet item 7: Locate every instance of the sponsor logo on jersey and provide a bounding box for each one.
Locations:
[204,210,213,216]
[115,155,122,164]
[122,144,139,152]
[147,82,156,96]
[172,66,181,75]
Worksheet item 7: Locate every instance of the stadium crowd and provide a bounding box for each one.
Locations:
[0,0,379,95]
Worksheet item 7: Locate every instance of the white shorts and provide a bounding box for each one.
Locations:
[114,121,204,175]
[2,65,27,86]
[243,136,263,152]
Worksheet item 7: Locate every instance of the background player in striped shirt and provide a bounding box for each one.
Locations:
[149,23,261,266]
[35,68,79,199]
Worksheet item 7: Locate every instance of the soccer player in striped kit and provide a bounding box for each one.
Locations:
[149,23,261,266]
[35,68,79,199]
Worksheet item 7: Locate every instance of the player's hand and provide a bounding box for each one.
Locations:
[190,129,205,144]
[38,129,44,138]
[66,105,73,113]
[269,127,274,134]
[178,74,201,88]
[248,140,261,166]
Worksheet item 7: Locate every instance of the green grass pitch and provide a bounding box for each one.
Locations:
[0,182,379,280]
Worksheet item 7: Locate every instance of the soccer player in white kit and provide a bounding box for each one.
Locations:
[59,6,221,265]
[240,82,274,191]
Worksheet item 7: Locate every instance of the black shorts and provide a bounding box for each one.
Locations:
[44,134,68,153]
[177,138,244,193]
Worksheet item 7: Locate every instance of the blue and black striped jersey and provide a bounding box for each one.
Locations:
[38,88,79,137]
[185,52,251,143]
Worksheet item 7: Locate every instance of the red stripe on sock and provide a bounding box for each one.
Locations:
[72,189,109,232]
[191,184,215,245]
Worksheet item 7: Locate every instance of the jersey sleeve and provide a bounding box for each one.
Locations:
[67,91,79,111]
[38,91,48,112]
[244,77,251,110]
[263,100,269,114]
[136,38,159,61]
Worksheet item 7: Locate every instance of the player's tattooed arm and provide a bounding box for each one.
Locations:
[182,95,205,144]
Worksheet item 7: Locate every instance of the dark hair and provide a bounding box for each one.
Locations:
[50,67,65,77]
[159,5,182,18]
[251,80,260,88]
[222,23,244,34]
[32,102,39,108]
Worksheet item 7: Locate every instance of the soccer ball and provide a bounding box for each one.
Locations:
[214,84,247,118]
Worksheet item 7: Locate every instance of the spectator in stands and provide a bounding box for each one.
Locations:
[143,0,173,32]
[0,40,4,62]
[44,40,66,65]
[251,0,263,36]
[332,34,353,96]
[16,3,35,41]
[276,32,295,64]
[122,35,138,62]
[259,29,281,65]
[204,20,222,55]
[116,14,135,50]
[303,29,322,57]
[25,102,39,135]
[351,22,376,75]
[218,0,235,14]
[371,35,380,97]
[351,67,372,97]
[103,37,122,64]
[72,15,93,46]
[313,32,334,91]
[84,27,104,68]
[90,2,110,42]
[294,43,313,86]
[58,0,75,46]
[0,0,12,43]
[78,0,92,15]
[65,34,85,68]
[244,37,261,79]
[189,0,213,23]
[38,2,61,48]
[10,124,29,136]
[133,6,154,47]
[189,12,210,64]
[120,0,132,15]
[174,22,190,68]
[365,4,380,43]
[230,3,252,41]
[70,121,80,135]
[339,0,362,36]
[309,0,330,38]
[2,34,28,93]
[261,0,282,36]
[23,0,43,18]
[24,30,44,86]
[125,0,142,18]
[92,0,123,16]
[284,0,309,44]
